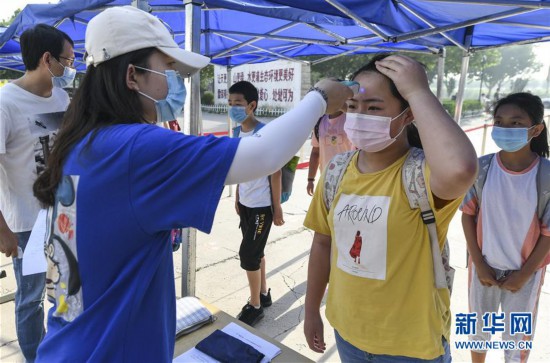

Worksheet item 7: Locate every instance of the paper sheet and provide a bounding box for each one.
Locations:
[221,322,281,363]
[173,348,215,363]
[173,322,282,363]
[22,209,48,276]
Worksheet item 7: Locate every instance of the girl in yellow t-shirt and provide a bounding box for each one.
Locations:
[303,54,478,362]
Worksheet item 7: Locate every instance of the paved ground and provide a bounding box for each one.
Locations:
[1,112,549,362]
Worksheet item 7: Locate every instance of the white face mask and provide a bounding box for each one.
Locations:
[344,108,409,152]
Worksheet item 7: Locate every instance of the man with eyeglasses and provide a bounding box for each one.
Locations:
[0,24,74,362]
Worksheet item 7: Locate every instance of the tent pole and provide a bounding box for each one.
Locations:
[181,0,202,297]
[454,54,470,124]
[423,0,550,8]
[436,47,446,101]
[454,27,474,124]
[393,7,536,43]
[397,2,467,51]
[214,32,309,64]
[212,22,299,59]
[227,66,233,197]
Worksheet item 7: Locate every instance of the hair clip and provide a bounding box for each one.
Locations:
[102,48,111,60]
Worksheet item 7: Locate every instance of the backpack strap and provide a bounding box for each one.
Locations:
[314,116,323,142]
[402,147,447,290]
[232,126,240,138]
[253,122,266,133]
[323,150,358,211]
[473,153,496,212]
[536,158,550,220]
[232,122,265,138]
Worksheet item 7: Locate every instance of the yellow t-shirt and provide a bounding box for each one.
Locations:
[304,150,461,360]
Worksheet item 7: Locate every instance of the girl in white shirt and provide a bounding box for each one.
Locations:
[461,92,550,363]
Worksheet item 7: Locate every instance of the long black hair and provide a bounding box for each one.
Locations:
[33,47,157,206]
[493,92,549,158]
[351,53,422,149]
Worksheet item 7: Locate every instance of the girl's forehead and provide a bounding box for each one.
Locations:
[354,72,391,95]
[354,71,387,85]
[495,103,528,117]
[352,72,393,102]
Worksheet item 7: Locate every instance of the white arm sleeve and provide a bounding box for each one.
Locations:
[225,91,326,185]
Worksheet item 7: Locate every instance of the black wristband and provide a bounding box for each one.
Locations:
[308,86,328,104]
[308,178,315,182]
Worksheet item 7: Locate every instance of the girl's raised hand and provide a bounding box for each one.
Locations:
[374,55,430,102]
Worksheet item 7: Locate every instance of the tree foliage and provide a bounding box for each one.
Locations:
[200,65,214,93]
[0,9,20,26]
[305,47,502,86]
[308,54,373,83]
[482,45,541,97]
[444,77,457,98]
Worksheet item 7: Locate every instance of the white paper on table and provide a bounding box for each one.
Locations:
[221,322,282,363]
[173,348,217,363]
[22,209,48,276]
[173,322,282,363]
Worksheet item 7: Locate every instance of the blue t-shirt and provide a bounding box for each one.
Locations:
[37,124,239,362]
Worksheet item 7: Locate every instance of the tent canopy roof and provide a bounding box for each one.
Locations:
[1,0,549,72]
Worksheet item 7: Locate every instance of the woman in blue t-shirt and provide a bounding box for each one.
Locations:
[32,6,351,363]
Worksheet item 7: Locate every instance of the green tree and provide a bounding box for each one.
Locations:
[308,53,372,83]
[445,77,457,98]
[200,64,214,94]
[0,8,20,26]
[414,47,500,97]
[306,47,500,88]
[482,45,541,99]
[511,78,529,93]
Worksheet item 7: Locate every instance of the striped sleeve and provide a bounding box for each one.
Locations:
[460,185,478,216]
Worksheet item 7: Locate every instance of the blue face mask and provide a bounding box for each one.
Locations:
[135,67,186,123]
[49,58,76,88]
[491,125,535,152]
[228,106,248,123]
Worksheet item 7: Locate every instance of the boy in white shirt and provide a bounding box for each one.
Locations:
[228,81,284,326]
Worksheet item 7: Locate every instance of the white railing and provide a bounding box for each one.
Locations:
[201,104,228,114]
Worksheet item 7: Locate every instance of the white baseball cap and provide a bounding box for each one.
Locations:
[85,6,209,76]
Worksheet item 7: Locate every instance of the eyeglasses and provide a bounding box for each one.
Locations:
[58,56,75,68]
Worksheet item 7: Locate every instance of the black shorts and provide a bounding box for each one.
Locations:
[238,202,273,271]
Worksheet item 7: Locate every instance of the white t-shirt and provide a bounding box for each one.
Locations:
[0,82,70,232]
[481,155,539,270]
[237,128,271,208]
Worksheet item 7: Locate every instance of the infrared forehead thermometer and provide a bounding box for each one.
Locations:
[340,80,361,95]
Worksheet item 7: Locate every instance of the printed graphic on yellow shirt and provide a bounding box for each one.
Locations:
[349,231,362,264]
[333,193,389,280]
